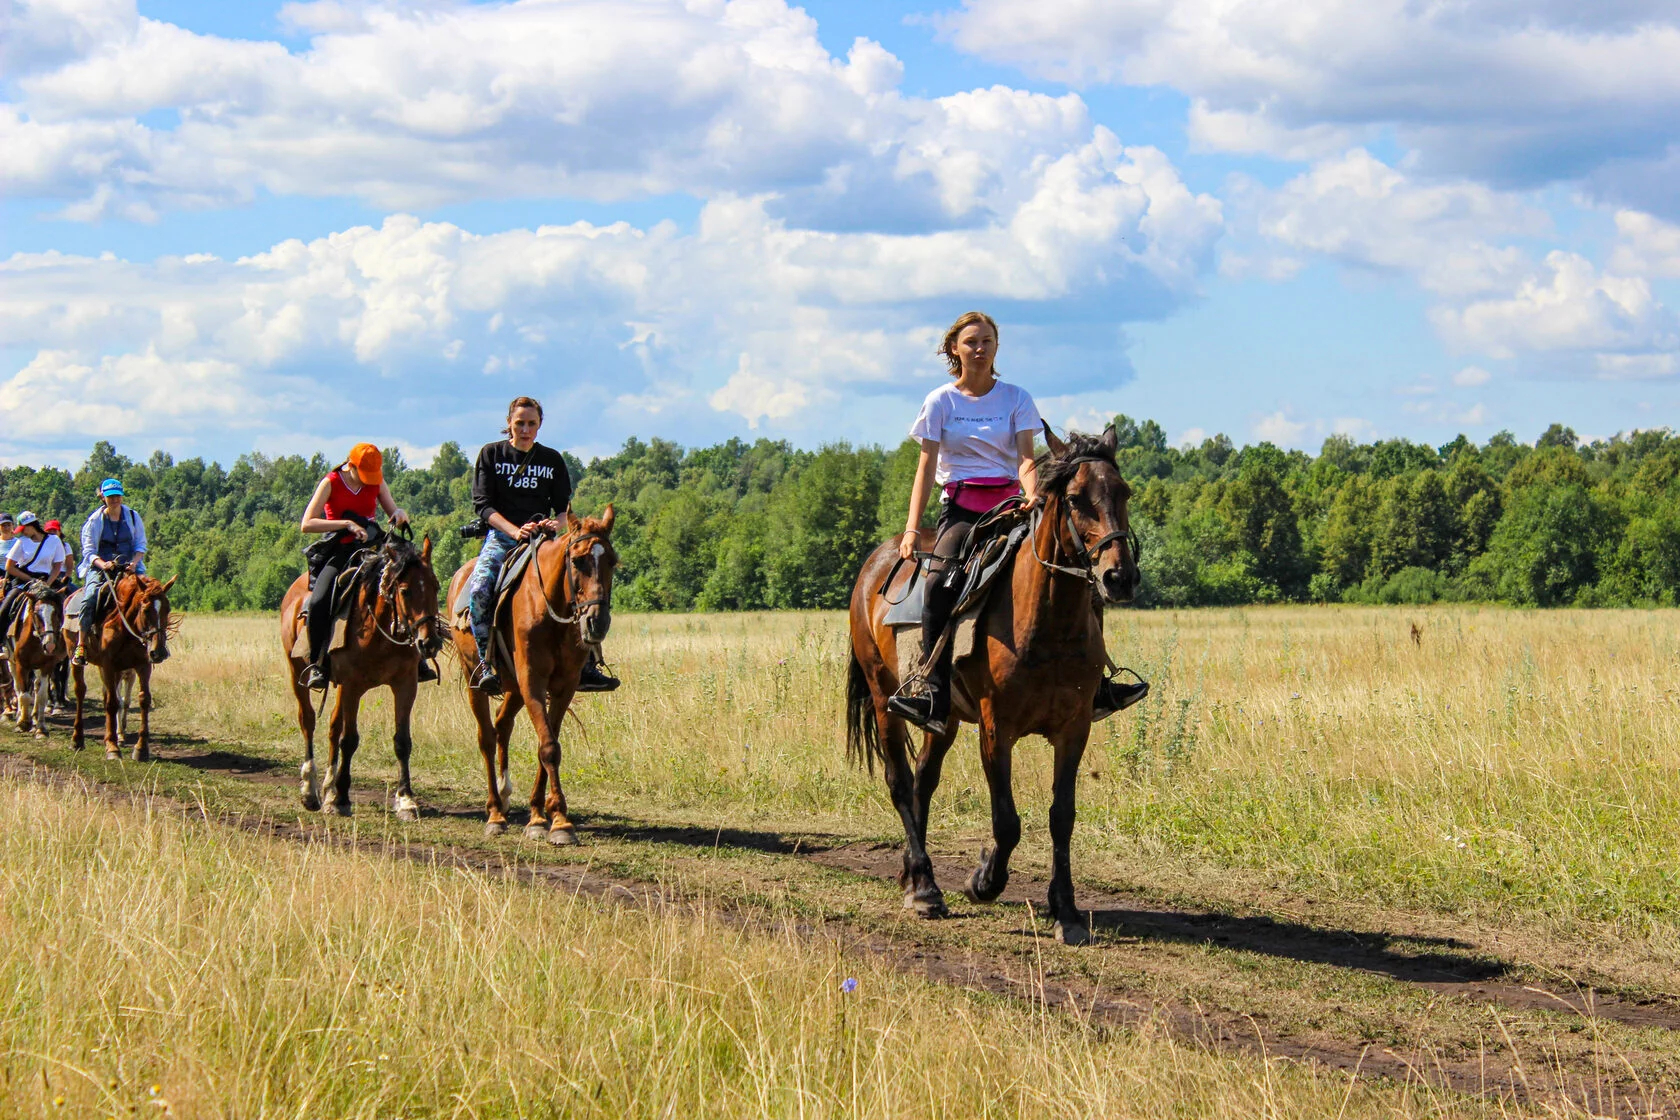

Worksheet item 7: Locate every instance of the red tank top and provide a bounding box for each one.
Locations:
[323,469,378,530]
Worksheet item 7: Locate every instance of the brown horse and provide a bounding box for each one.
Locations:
[445,508,616,843]
[280,533,442,819]
[846,425,1139,945]
[71,569,177,760]
[6,580,67,737]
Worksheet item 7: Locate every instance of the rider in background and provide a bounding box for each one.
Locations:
[888,312,1146,735]
[73,479,148,666]
[0,512,15,548]
[45,520,73,711]
[1,511,67,628]
[297,444,410,691]
[466,396,618,696]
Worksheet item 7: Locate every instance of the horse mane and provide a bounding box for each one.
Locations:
[1034,430,1129,500]
[371,535,426,604]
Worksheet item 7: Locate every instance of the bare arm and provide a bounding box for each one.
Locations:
[300,477,366,541]
[1015,430,1039,505]
[377,480,410,527]
[899,440,940,560]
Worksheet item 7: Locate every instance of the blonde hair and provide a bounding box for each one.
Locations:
[939,311,1000,378]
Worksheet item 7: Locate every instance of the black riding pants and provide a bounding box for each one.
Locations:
[921,502,983,675]
[306,541,358,667]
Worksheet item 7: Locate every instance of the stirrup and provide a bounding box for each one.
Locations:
[1093,668,1149,722]
[71,645,86,667]
[300,663,328,692]
[887,689,949,737]
[470,660,502,696]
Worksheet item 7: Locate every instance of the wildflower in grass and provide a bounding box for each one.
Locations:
[841,977,858,993]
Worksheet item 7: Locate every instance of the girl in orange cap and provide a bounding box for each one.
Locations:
[297,443,411,690]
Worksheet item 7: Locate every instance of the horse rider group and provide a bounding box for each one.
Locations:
[295,397,618,696]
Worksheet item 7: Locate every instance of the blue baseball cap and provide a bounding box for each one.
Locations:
[100,478,124,497]
[0,512,11,526]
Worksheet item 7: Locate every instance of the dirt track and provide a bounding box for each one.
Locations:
[7,735,1680,1118]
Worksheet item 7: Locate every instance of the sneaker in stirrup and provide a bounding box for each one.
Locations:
[300,663,328,692]
[576,659,619,692]
[71,642,86,667]
[470,659,502,695]
[1093,671,1149,722]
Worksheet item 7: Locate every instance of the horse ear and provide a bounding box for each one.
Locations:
[1099,424,1118,455]
[421,534,433,562]
[566,509,582,534]
[600,503,616,532]
[160,575,176,593]
[1041,420,1067,458]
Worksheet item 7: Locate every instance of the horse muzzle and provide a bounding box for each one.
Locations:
[581,605,611,646]
[1099,563,1137,605]
[150,643,171,665]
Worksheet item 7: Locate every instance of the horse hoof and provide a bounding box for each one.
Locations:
[323,801,353,818]
[484,820,507,838]
[964,870,1003,904]
[132,748,148,763]
[104,749,120,762]
[395,806,420,823]
[300,793,321,812]
[523,823,548,841]
[548,827,578,847]
[1053,921,1091,947]
[903,892,948,919]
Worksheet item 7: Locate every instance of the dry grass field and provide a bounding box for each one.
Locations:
[6,604,1680,1116]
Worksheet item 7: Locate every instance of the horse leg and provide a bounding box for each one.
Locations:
[70,660,86,752]
[494,694,521,817]
[476,689,521,835]
[32,667,50,739]
[14,665,34,734]
[539,693,576,846]
[520,678,575,846]
[877,699,946,917]
[291,660,321,811]
[390,676,420,823]
[1045,724,1092,945]
[100,665,122,760]
[324,688,362,816]
[966,712,1021,905]
[132,665,153,761]
[117,671,134,742]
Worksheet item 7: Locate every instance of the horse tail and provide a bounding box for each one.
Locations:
[845,649,881,773]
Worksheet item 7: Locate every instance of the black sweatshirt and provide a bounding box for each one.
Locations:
[471,440,573,529]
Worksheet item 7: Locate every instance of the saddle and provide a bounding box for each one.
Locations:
[449,540,537,633]
[880,503,1032,683]
[288,546,383,661]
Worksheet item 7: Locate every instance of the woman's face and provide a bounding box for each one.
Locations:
[104,494,124,516]
[955,322,997,376]
[508,406,542,449]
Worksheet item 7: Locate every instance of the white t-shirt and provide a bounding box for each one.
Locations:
[7,533,65,576]
[909,379,1041,486]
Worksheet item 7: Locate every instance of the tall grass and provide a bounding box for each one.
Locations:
[0,777,1496,1119]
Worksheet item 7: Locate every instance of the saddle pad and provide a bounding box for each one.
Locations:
[889,608,984,686]
[450,541,537,633]
[289,616,350,661]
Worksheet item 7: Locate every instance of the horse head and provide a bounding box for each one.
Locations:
[22,580,64,658]
[374,533,442,657]
[1039,422,1140,604]
[116,572,176,664]
[562,504,617,646]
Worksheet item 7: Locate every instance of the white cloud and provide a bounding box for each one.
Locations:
[1175,426,1206,449]
[1609,210,1680,279]
[938,0,1680,213]
[1452,366,1492,388]
[1252,410,1307,445]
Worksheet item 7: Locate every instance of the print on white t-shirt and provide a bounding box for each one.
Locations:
[909,380,1042,486]
[6,533,66,576]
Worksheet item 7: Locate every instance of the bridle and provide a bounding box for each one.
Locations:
[367,535,441,654]
[1029,456,1141,584]
[111,575,168,646]
[531,527,613,627]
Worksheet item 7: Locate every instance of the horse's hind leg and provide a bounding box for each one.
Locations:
[878,698,947,918]
[32,669,51,739]
[1044,724,1092,946]
[966,713,1021,906]
[14,667,34,734]
[70,661,86,752]
[291,659,321,810]
[390,676,420,822]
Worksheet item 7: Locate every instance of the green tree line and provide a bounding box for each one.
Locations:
[6,420,1676,612]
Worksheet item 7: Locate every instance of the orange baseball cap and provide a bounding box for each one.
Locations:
[346,443,383,486]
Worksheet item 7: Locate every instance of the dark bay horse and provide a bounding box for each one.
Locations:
[847,425,1139,945]
[445,507,616,843]
[6,581,66,737]
[71,569,177,759]
[280,534,442,819]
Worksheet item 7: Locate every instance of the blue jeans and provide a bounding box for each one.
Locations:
[467,530,518,663]
[79,568,110,639]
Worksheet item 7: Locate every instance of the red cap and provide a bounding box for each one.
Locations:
[43,519,60,532]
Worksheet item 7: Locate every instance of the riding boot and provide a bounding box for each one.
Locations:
[470,635,502,695]
[576,650,620,692]
[887,566,959,735]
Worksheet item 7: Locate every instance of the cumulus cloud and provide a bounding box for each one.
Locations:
[938,0,1680,212]
[0,137,1221,455]
[1609,210,1680,279]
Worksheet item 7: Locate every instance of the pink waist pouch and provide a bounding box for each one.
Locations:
[944,476,1022,513]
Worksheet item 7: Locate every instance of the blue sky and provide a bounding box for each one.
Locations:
[3,0,1678,467]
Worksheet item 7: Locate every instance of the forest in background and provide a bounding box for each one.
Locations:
[2,418,1674,613]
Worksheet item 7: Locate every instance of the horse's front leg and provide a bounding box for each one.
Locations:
[881,694,955,917]
[1044,719,1092,945]
[100,665,122,760]
[132,664,153,761]
[390,675,420,822]
[12,663,33,734]
[519,666,575,846]
[324,687,362,816]
[70,660,86,751]
[32,665,52,739]
[966,706,1021,905]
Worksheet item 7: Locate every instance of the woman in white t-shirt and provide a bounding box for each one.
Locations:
[0,510,67,632]
[888,312,1145,734]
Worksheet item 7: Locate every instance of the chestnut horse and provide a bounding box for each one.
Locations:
[71,568,177,760]
[445,507,616,843]
[6,580,66,737]
[280,533,442,819]
[846,425,1139,945]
